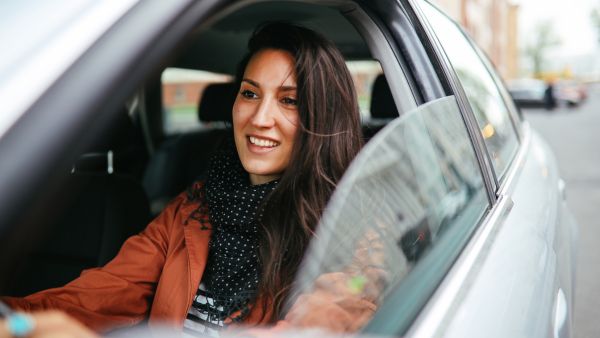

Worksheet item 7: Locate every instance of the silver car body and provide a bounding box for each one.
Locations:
[407,126,578,338]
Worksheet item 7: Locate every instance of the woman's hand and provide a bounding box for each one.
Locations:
[0,311,99,338]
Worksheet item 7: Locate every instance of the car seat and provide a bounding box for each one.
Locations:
[7,109,151,296]
[363,74,399,141]
[143,82,235,215]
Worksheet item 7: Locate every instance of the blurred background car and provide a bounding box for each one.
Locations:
[507,78,548,108]
[508,78,589,110]
[555,79,588,107]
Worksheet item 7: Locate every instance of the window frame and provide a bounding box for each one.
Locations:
[388,0,523,336]
[359,96,491,336]
[404,0,499,205]
[346,0,496,335]
[459,29,523,181]
[413,0,523,193]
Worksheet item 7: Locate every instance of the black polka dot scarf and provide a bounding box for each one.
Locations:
[201,140,278,323]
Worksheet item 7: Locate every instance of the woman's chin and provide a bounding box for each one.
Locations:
[243,163,282,185]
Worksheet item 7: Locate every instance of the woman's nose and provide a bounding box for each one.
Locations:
[250,98,276,128]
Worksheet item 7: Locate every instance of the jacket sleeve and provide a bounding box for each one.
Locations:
[1,192,189,333]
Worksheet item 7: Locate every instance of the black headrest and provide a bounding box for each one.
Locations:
[90,107,137,152]
[198,82,237,123]
[74,107,145,174]
[370,74,399,119]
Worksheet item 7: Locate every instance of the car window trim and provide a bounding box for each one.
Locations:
[465,40,521,182]
[406,120,531,337]
[465,33,524,141]
[345,2,418,113]
[496,121,532,198]
[421,0,520,185]
[409,0,498,205]
[360,95,491,336]
[404,193,514,337]
[357,0,447,103]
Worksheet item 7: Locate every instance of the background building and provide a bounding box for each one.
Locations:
[433,0,520,80]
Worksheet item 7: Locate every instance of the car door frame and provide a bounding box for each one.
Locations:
[358,0,529,336]
[0,0,231,287]
[408,3,576,338]
[397,0,564,337]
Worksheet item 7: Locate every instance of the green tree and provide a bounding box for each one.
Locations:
[524,22,561,76]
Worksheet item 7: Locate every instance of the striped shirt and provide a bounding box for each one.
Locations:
[183,283,225,337]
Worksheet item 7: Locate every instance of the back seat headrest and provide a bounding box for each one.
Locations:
[73,107,145,175]
[370,74,399,119]
[88,107,136,152]
[198,82,237,123]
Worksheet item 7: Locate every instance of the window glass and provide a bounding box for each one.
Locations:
[346,60,383,120]
[291,96,489,334]
[161,68,232,134]
[162,62,383,135]
[421,3,519,179]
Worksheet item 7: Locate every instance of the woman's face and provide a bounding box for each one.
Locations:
[233,48,300,185]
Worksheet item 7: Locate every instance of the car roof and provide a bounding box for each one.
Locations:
[172,1,370,74]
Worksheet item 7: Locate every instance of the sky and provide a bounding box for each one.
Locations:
[518,0,599,57]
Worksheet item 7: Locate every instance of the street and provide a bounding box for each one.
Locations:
[524,83,600,338]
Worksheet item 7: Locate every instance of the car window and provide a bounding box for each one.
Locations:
[421,2,519,180]
[161,68,233,134]
[292,96,489,334]
[346,60,383,119]
[162,62,383,135]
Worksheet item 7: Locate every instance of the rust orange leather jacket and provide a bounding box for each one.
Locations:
[3,182,377,334]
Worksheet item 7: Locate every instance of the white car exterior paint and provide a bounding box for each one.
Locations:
[0,0,138,139]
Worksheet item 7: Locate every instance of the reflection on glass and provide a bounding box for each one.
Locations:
[422,2,519,178]
[287,96,488,333]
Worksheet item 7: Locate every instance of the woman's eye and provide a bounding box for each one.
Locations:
[281,97,297,106]
[240,90,258,99]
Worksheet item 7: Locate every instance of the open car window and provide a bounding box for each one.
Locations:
[291,96,490,334]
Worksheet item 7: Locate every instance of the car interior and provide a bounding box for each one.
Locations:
[3,1,403,303]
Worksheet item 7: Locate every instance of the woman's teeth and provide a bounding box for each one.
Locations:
[249,136,279,147]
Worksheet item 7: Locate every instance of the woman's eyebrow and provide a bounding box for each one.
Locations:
[242,78,260,87]
[242,79,296,91]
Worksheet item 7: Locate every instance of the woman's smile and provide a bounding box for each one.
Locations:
[248,135,280,149]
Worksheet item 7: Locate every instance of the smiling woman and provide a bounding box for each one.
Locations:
[229,21,364,327]
[0,21,364,338]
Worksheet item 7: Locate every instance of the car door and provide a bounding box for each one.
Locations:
[400,1,577,337]
[286,1,494,336]
[291,0,575,337]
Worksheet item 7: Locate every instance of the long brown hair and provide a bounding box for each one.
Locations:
[235,22,363,321]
